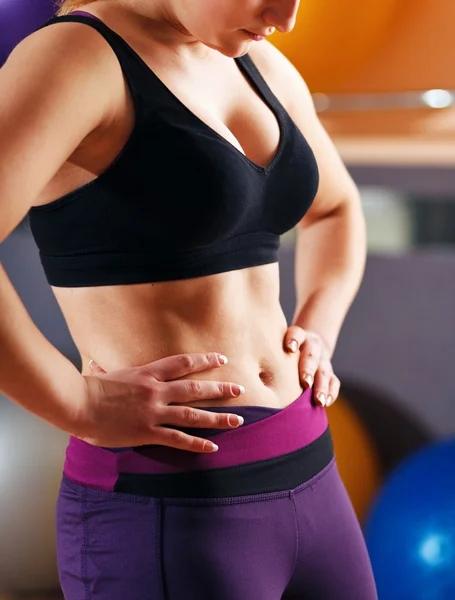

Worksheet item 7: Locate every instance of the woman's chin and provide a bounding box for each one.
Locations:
[201,35,252,58]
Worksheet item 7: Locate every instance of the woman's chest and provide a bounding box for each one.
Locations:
[34,66,283,208]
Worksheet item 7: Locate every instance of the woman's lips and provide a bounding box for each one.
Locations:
[243,30,266,42]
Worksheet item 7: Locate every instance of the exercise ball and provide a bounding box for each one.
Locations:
[327,393,382,522]
[0,395,68,593]
[270,0,401,92]
[364,439,455,600]
[0,0,54,66]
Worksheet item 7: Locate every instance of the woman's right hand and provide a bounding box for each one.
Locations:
[78,352,245,453]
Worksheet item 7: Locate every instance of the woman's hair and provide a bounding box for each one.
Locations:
[55,0,95,17]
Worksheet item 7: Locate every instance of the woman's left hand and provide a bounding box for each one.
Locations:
[284,325,340,407]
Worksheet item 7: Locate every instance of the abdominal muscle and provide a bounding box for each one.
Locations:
[51,262,304,411]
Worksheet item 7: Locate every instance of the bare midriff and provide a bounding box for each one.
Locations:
[51,262,304,410]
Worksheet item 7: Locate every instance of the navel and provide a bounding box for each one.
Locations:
[258,358,276,388]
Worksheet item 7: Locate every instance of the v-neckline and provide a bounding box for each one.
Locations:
[145,54,286,173]
[67,12,287,173]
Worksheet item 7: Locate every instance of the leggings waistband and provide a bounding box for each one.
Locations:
[115,427,333,498]
[64,387,329,495]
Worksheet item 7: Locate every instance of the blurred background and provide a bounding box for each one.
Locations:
[1,0,455,598]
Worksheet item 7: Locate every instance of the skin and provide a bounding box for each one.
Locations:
[1,0,365,422]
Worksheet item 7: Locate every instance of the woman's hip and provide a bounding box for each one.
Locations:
[62,386,330,497]
[56,387,378,599]
[56,452,336,600]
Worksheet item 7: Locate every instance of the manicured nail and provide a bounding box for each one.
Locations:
[89,359,95,369]
[288,340,298,352]
[303,374,314,388]
[326,395,334,406]
[206,442,218,452]
[229,415,244,427]
[218,354,228,365]
[317,393,326,407]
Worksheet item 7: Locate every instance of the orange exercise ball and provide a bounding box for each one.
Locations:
[327,393,383,523]
[270,0,402,92]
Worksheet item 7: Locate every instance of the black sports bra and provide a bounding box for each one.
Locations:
[28,13,319,287]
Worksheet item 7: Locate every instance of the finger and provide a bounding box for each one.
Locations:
[89,359,107,375]
[326,375,341,407]
[284,325,307,353]
[298,334,323,390]
[151,426,220,453]
[312,359,334,407]
[156,379,246,403]
[142,352,228,382]
[159,406,245,430]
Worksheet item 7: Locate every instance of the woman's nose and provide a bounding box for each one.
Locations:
[263,0,300,34]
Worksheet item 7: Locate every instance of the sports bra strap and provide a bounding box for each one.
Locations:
[35,14,148,115]
[235,53,286,118]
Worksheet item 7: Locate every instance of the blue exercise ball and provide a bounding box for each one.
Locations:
[0,0,55,66]
[364,439,455,600]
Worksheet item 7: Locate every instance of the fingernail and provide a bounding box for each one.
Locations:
[288,340,298,352]
[218,354,228,365]
[303,374,314,388]
[235,385,246,395]
[89,359,95,369]
[205,442,219,452]
[317,393,326,406]
[326,395,333,406]
[229,415,244,427]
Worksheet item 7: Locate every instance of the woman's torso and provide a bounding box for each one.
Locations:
[32,4,305,409]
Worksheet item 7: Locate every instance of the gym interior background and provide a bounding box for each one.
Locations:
[1,1,455,598]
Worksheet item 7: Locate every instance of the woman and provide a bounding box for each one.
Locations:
[0,0,376,598]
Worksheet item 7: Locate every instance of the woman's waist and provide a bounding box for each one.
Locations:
[79,316,303,409]
[81,350,304,410]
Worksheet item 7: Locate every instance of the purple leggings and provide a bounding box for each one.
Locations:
[57,388,378,599]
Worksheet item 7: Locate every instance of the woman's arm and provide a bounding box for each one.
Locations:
[285,65,367,359]
[292,198,366,359]
[0,262,89,431]
[0,22,117,430]
[249,41,367,359]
